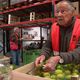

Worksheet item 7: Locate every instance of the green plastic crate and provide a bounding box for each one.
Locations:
[23,49,41,64]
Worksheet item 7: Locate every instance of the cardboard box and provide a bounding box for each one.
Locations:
[11,62,80,80]
[11,62,49,80]
[0,56,10,64]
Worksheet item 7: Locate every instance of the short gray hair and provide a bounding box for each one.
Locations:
[14,27,19,32]
[56,0,75,11]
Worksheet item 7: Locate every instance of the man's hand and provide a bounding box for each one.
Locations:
[0,75,3,80]
[43,56,61,72]
[35,55,45,67]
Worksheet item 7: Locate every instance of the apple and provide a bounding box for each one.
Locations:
[50,75,56,79]
[49,79,56,80]
[72,73,79,76]
[72,69,79,74]
[65,75,71,80]
[64,70,71,75]
[55,69,63,75]
[43,72,50,77]
[56,74,64,79]
[56,65,63,69]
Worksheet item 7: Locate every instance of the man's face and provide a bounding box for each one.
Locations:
[14,27,20,33]
[55,2,74,27]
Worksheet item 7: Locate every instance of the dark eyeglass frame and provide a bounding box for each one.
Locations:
[55,9,71,14]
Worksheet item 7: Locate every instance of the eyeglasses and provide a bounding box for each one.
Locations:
[55,9,70,14]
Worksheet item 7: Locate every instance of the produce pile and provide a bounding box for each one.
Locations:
[0,64,12,80]
[35,63,80,80]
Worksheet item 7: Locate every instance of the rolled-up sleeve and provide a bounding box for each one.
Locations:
[60,46,80,64]
[41,34,53,59]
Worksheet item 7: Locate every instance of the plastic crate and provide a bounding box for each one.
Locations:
[23,49,41,64]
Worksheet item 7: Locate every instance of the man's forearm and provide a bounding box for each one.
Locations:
[60,47,80,64]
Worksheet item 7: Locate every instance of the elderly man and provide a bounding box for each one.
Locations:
[35,0,80,72]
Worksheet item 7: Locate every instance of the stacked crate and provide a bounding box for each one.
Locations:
[23,49,41,64]
[0,0,9,10]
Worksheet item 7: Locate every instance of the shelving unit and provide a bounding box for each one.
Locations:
[0,18,54,28]
[0,1,52,14]
[0,0,56,58]
[0,0,79,56]
[0,0,55,28]
[0,0,80,80]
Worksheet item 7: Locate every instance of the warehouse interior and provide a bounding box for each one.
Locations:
[0,0,80,80]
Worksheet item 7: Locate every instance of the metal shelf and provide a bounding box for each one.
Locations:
[0,0,55,29]
[0,18,55,28]
[0,1,52,16]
